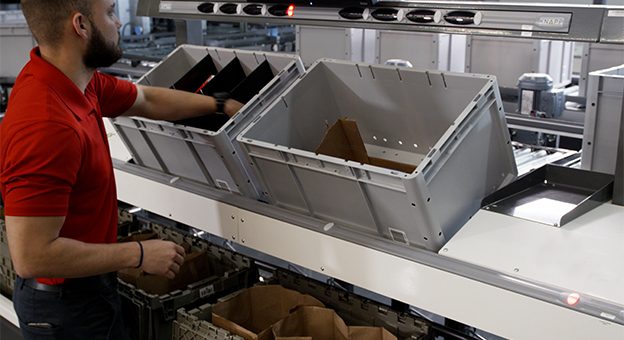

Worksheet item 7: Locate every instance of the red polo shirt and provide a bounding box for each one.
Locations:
[0,48,137,285]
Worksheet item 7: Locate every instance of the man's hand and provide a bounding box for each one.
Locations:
[140,240,186,279]
[224,99,244,118]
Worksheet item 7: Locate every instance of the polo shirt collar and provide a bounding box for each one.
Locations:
[28,47,94,120]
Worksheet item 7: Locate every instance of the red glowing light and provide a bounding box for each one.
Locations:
[566,293,580,306]
[287,4,295,17]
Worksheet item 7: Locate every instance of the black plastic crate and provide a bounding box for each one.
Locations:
[118,223,253,340]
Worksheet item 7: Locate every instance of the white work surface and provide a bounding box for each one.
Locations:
[0,294,18,327]
[440,204,624,307]
[113,168,624,340]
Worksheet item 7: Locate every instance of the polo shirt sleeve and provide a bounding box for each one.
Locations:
[1,122,82,217]
[93,71,138,118]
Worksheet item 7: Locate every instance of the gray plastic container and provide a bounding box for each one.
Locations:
[238,59,517,251]
[582,64,624,175]
[174,305,244,340]
[111,45,304,199]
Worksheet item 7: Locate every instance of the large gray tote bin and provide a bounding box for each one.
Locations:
[582,64,624,175]
[111,45,304,199]
[238,59,517,251]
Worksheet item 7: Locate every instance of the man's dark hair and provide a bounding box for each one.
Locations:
[21,0,92,46]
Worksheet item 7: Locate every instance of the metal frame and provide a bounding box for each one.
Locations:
[107,162,624,340]
[137,1,624,43]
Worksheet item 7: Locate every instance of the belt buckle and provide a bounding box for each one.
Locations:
[25,279,62,293]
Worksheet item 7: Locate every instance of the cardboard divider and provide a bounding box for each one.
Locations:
[316,118,416,174]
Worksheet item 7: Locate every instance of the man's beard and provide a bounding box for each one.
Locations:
[83,24,122,69]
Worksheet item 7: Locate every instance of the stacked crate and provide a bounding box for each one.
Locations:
[172,271,430,340]
[174,304,244,340]
[0,213,16,297]
[117,223,253,340]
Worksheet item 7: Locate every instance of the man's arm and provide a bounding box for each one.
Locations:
[123,85,243,120]
[6,215,185,279]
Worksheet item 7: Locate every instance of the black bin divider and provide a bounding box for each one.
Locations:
[173,114,231,132]
[199,57,247,96]
[172,58,247,131]
[231,60,275,104]
[171,54,219,93]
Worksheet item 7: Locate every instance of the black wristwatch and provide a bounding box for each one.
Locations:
[213,92,230,113]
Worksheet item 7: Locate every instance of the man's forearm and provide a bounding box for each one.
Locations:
[130,85,218,121]
[17,237,139,279]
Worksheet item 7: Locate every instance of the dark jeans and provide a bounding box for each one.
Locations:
[12,274,130,340]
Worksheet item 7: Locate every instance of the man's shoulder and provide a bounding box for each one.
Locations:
[4,76,80,128]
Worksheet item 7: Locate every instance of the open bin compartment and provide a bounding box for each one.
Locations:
[481,164,614,227]
[111,45,304,199]
[238,59,517,251]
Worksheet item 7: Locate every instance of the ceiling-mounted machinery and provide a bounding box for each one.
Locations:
[138,0,624,43]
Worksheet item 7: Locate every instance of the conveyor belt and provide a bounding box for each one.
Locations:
[512,142,578,175]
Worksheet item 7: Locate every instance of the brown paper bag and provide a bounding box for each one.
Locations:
[272,306,397,340]
[212,285,324,340]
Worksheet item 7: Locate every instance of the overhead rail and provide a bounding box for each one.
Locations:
[137,0,624,43]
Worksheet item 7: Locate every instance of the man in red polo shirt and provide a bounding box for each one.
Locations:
[0,0,242,338]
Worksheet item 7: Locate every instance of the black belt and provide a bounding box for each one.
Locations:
[22,273,117,293]
[23,279,63,292]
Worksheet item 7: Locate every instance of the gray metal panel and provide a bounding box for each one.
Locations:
[296,26,352,67]
[582,65,624,174]
[375,30,449,70]
[467,36,574,87]
[135,0,158,17]
[601,9,624,43]
[545,40,574,85]
[466,36,539,88]
[238,59,517,251]
[0,12,35,78]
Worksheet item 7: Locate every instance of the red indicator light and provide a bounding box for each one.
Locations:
[287,4,295,17]
[566,292,581,306]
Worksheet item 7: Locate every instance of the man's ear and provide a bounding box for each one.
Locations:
[71,12,90,40]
